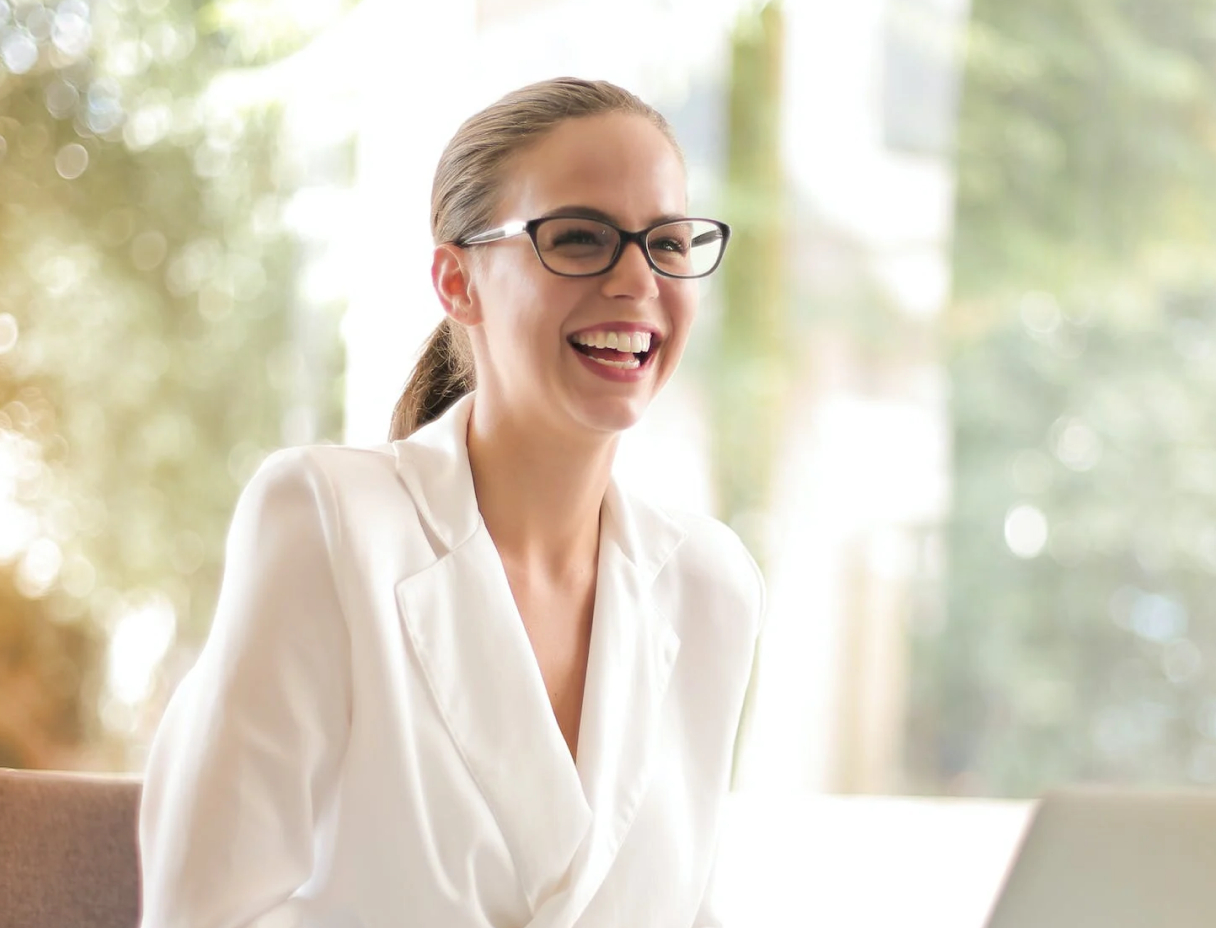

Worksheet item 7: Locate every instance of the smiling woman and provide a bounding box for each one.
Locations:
[137,77,764,928]
[390,78,712,441]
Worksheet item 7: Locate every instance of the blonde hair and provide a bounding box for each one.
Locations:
[388,77,682,440]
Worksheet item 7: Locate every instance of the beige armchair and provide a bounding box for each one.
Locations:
[0,768,141,928]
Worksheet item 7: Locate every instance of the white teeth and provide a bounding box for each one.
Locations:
[572,330,654,353]
[586,355,640,370]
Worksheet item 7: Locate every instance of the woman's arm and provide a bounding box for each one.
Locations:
[139,448,353,928]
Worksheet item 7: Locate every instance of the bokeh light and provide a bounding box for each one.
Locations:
[0,313,18,353]
[53,141,88,178]
[1004,504,1048,559]
[106,593,176,707]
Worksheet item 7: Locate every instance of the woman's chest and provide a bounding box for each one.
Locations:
[329,683,716,928]
[511,580,596,761]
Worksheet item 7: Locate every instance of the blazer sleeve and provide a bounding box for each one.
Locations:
[692,546,767,928]
[139,448,353,928]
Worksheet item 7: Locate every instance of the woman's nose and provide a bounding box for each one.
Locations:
[602,240,660,299]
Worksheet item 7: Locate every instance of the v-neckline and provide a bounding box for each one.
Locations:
[486,520,607,787]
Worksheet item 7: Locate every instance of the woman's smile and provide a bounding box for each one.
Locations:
[567,322,663,382]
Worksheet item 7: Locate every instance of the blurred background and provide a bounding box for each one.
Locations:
[3,0,1216,922]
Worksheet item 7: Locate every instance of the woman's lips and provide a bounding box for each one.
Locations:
[566,322,662,381]
[568,339,657,382]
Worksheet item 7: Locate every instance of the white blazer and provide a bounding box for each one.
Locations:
[138,393,764,928]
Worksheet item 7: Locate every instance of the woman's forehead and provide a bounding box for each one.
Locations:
[501,113,687,221]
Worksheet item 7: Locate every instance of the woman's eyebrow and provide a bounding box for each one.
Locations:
[539,205,687,226]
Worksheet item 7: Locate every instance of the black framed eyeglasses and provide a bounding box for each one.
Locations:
[454,215,731,279]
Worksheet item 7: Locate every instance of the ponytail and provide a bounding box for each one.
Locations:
[388,318,475,440]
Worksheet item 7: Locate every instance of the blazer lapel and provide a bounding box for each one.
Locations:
[530,481,686,928]
[579,481,684,851]
[391,396,591,908]
[394,529,593,907]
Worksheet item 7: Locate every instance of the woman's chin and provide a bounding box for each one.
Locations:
[568,392,652,436]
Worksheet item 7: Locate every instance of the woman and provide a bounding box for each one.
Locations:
[139,77,764,928]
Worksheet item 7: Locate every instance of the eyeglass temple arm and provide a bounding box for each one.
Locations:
[458,220,528,246]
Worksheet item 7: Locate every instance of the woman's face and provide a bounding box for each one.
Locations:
[447,112,697,438]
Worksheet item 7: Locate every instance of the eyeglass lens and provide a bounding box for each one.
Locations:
[533,218,725,278]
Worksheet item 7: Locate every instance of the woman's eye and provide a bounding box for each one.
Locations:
[552,230,604,247]
[651,237,689,254]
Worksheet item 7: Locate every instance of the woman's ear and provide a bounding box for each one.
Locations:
[432,244,483,326]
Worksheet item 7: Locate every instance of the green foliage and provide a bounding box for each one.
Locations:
[712,0,789,555]
[951,0,1216,305]
[0,0,345,767]
[910,0,1216,796]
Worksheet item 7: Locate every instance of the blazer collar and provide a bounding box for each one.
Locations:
[390,391,687,578]
[390,392,481,554]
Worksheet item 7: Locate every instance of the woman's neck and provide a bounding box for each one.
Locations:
[465,399,616,578]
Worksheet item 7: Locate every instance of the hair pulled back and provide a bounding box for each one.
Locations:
[388,77,681,440]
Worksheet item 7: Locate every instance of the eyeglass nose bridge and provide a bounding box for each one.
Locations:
[603,227,661,277]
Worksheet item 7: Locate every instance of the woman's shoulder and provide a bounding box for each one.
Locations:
[239,441,417,534]
[270,440,398,474]
[251,442,402,497]
[626,493,766,636]
[668,507,758,573]
[240,441,451,581]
